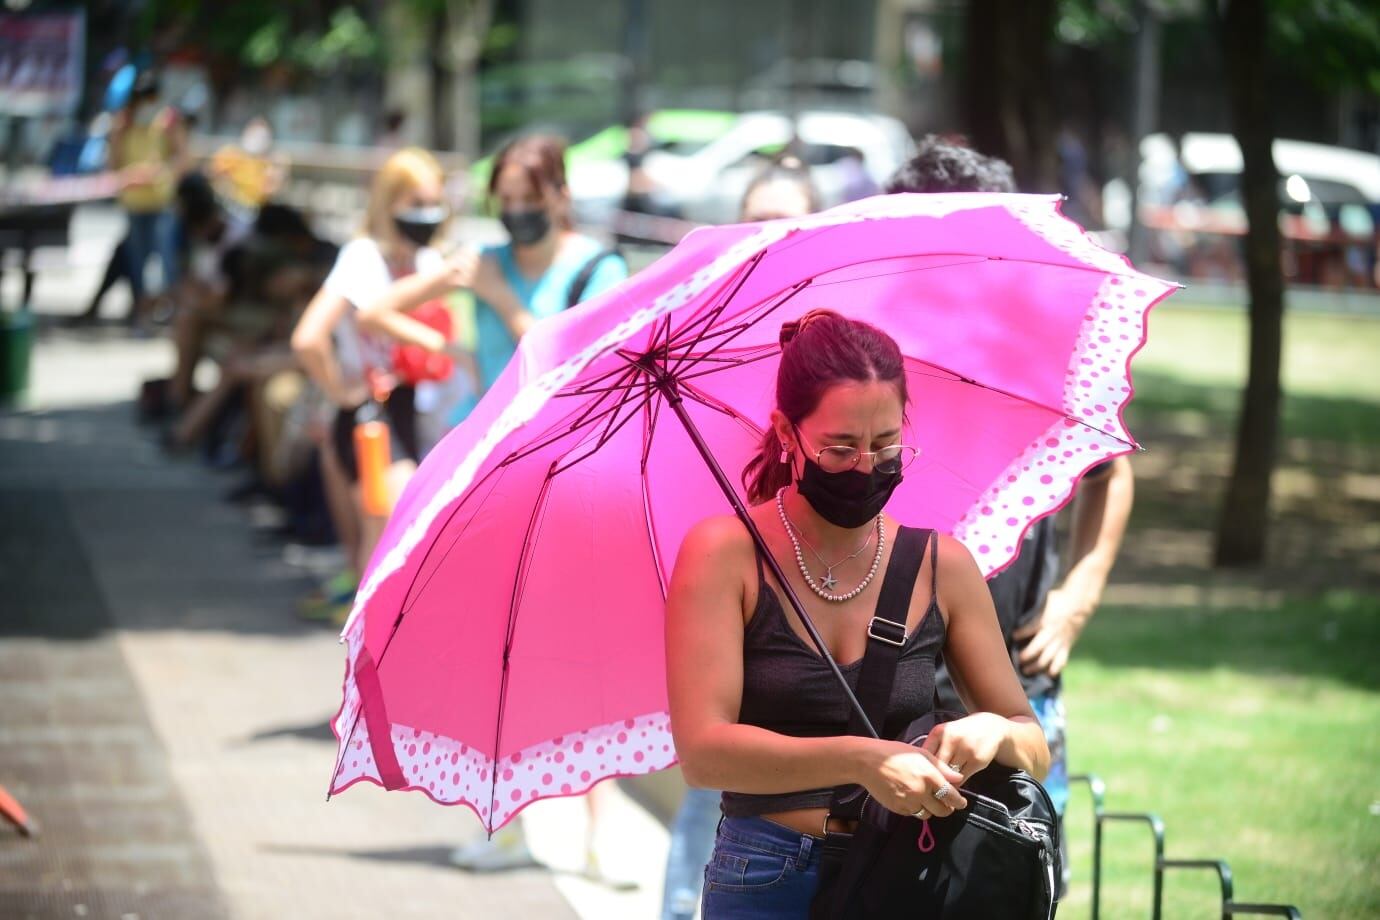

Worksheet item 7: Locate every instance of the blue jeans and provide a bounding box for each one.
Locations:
[1029,692,1068,815]
[700,816,822,919]
[1030,691,1071,894]
[124,209,179,301]
[661,786,722,920]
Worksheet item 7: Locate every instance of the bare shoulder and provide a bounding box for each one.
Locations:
[934,532,979,573]
[676,513,757,573]
[932,533,988,617]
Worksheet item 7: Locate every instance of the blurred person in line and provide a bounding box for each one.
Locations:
[885,134,1135,895]
[363,134,630,878]
[165,199,329,419]
[291,148,479,625]
[659,156,820,920]
[737,155,819,222]
[623,111,657,215]
[162,171,263,444]
[379,108,408,150]
[836,146,879,203]
[208,116,289,219]
[109,68,188,330]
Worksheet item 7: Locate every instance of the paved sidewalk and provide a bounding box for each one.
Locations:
[0,291,679,916]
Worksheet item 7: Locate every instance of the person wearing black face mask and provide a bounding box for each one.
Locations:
[393,205,448,248]
[664,309,1049,917]
[368,135,627,403]
[293,147,483,629]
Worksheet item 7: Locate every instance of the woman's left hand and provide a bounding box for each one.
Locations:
[919,712,1009,784]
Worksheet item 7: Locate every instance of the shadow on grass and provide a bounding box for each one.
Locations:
[1128,368,1380,448]
[1074,590,1380,693]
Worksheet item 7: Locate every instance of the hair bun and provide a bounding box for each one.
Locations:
[779,309,837,347]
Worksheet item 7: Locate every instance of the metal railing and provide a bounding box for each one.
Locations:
[1068,773,1302,920]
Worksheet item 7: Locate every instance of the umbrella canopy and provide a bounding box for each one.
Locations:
[329,193,1177,831]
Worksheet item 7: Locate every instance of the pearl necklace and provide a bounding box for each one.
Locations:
[784,514,876,591]
[775,487,886,603]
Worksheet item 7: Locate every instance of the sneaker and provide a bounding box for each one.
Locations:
[448,830,538,872]
[581,848,639,891]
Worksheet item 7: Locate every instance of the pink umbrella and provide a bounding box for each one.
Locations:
[328,193,1177,832]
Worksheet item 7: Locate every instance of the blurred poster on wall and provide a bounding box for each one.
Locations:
[0,11,86,117]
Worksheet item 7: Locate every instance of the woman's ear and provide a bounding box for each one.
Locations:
[769,409,794,456]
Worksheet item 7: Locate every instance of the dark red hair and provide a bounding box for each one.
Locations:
[742,309,909,504]
[488,134,574,229]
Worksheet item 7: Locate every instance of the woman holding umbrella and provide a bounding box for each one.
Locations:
[667,310,1050,916]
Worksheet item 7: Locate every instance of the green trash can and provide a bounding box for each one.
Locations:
[0,308,34,406]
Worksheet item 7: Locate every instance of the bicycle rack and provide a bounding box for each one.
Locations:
[1069,773,1301,919]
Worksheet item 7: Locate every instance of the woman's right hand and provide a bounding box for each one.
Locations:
[443,249,480,290]
[859,739,968,818]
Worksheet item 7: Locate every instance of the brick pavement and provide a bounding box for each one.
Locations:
[0,326,589,918]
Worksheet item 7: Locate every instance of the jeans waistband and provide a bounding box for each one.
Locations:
[717,814,823,862]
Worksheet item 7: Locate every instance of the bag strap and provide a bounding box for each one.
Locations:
[828,527,935,821]
[565,247,624,310]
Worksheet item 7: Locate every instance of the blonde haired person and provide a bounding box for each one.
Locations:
[362,136,632,879]
[291,148,477,621]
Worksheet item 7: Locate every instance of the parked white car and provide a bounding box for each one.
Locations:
[643,110,914,224]
[568,110,914,227]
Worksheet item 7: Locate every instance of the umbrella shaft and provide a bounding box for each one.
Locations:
[655,378,880,740]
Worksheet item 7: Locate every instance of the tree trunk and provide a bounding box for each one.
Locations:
[439,0,493,159]
[1126,0,1161,264]
[1213,0,1284,567]
[962,0,1057,191]
[382,1,434,147]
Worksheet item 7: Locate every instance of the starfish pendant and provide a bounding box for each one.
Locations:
[821,570,838,591]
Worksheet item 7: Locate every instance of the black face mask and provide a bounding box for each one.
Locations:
[393,206,447,247]
[501,207,551,246]
[797,457,904,529]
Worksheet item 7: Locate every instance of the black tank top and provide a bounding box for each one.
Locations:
[721,526,945,818]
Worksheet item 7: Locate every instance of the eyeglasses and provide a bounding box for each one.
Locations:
[794,428,920,475]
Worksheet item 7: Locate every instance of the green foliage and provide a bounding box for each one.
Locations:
[1270,0,1380,94]
[140,1,380,72]
[1056,0,1380,93]
[242,7,379,72]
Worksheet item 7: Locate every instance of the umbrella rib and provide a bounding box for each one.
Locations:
[548,387,652,478]
[638,405,670,602]
[500,370,643,468]
[905,356,1139,449]
[558,359,647,397]
[639,382,663,473]
[672,346,779,383]
[490,463,558,829]
[677,383,773,444]
[668,278,812,375]
[660,250,766,353]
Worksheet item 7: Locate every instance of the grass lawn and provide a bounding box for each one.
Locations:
[1057,303,1380,917]
[1061,592,1380,918]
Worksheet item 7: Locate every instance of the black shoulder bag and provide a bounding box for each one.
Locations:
[809,528,1061,920]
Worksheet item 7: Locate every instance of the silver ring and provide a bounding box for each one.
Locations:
[948,763,963,774]
[934,783,953,801]
[913,806,928,819]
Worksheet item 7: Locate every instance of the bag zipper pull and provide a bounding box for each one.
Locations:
[916,817,936,853]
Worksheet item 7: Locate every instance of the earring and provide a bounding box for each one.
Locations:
[779,443,790,464]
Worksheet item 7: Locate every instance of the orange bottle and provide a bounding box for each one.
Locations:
[354,380,394,517]
[354,418,392,516]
